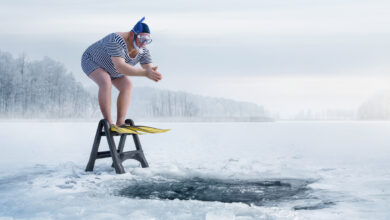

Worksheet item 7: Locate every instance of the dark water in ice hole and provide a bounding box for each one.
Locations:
[118,177,335,210]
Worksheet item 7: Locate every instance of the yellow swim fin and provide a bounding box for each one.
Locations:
[110,124,143,135]
[124,125,170,134]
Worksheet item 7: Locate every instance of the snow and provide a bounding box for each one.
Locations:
[0,121,390,219]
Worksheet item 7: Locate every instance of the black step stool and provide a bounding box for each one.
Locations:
[85,119,149,174]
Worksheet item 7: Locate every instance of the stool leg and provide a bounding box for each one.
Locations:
[118,135,127,153]
[125,119,149,168]
[112,135,127,168]
[136,152,149,168]
[85,119,104,172]
[102,120,125,174]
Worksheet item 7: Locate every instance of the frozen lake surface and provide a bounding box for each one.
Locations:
[0,121,389,219]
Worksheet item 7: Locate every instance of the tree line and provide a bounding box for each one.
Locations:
[0,50,268,120]
[130,87,267,119]
[0,50,97,118]
[358,92,390,120]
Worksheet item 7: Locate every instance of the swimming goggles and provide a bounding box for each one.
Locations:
[137,35,152,45]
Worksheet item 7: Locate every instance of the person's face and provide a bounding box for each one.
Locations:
[136,33,152,48]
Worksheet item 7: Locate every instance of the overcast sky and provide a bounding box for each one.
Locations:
[1,0,389,117]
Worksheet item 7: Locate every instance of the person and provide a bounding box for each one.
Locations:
[81,17,162,131]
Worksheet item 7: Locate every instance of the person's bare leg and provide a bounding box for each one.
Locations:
[89,68,114,125]
[112,76,133,126]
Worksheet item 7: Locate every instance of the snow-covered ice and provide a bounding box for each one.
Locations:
[0,121,390,219]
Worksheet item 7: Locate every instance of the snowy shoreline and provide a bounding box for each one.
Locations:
[1,117,390,123]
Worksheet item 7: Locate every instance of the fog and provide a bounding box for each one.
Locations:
[0,0,389,118]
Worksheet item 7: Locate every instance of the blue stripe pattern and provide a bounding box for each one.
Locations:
[81,33,152,79]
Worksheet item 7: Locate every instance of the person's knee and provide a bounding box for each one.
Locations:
[125,78,133,91]
[90,68,112,90]
[99,79,112,90]
[119,77,133,93]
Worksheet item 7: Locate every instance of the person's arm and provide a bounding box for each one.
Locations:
[141,63,154,70]
[141,63,162,82]
[111,56,146,76]
[111,57,162,82]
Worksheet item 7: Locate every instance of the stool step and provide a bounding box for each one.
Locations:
[96,150,142,159]
[100,131,134,136]
[97,150,119,159]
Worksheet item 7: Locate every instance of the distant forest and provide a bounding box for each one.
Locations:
[0,51,95,118]
[0,51,269,120]
[358,92,390,120]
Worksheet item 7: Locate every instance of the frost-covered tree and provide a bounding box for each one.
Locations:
[0,50,269,121]
[129,87,268,120]
[0,50,96,118]
[358,91,390,120]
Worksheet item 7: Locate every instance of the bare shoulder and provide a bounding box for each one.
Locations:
[116,32,126,38]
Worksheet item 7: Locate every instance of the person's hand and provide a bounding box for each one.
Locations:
[145,65,162,82]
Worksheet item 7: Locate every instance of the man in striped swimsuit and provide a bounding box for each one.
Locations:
[81,17,162,129]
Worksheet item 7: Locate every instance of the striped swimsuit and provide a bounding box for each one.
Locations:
[81,32,152,79]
